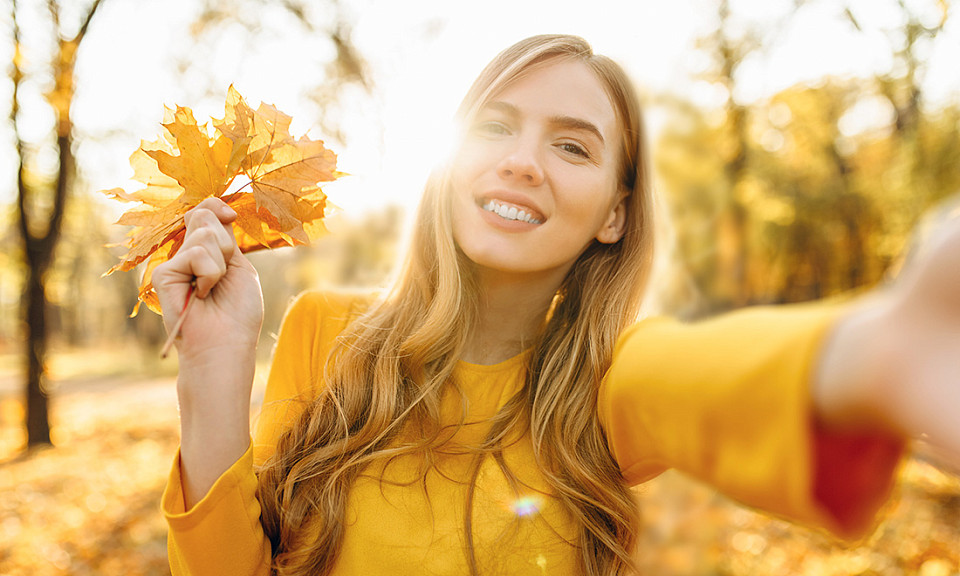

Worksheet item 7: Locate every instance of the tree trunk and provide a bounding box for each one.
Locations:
[12,0,102,449]
[24,264,50,446]
[20,133,71,448]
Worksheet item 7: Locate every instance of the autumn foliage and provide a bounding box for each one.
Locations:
[102,86,342,315]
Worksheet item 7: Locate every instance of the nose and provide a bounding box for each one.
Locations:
[496,137,544,186]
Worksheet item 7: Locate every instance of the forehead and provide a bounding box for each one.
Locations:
[485,59,618,137]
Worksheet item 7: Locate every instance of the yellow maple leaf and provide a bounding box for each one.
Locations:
[145,106,236,204]
[103,86,342,316]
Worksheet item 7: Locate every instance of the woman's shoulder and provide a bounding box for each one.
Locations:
[280,289,380,337]
[287,289,379,317]
[268,289,380,386]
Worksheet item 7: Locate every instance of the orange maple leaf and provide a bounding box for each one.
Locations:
[103,86,342,316]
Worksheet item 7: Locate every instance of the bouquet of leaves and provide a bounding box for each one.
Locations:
[102,86,342,317]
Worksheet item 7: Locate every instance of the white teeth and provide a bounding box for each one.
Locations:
[482,200,542,224]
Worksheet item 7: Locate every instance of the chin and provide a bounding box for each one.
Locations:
[465,247,565,278]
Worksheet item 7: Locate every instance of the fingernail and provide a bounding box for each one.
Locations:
[223,205,237,218]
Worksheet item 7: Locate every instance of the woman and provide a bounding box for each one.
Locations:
[155,35,960,575]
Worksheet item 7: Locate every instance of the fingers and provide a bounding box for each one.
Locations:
[180,199,239,299]
[153,199,241,311]
[185,199,238,267]
[180,245,224,298]
[185,197,237,227]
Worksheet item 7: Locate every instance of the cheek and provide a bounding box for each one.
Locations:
[449,173,473,226]
[449,144,494,217]
[558,175,619,227]
[449,155,476,208]
[451,137,506,184]
[449,179,474,247]
[451,140,483,177]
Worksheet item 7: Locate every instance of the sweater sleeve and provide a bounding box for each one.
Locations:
[598,302,904,539]
[162,291,369,575]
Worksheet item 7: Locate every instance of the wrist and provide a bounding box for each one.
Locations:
[178,418,251,509]
[174,338,258,376]
[175,341,256,427]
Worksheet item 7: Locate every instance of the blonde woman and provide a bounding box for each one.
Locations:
[154,35,960,575]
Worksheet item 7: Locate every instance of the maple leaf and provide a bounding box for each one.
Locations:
[103,86,342,316]
[146,106,235,204]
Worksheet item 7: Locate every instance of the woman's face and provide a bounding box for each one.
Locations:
[450,59,626,280]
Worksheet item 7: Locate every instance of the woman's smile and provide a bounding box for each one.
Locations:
[481,200,543,225]
[477,190,547,228]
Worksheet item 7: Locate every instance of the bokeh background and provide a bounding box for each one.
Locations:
[2,0,960,574]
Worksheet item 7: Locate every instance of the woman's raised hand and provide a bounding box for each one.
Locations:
[152,197,264,509]
[153,197,264,359]
[881,212,960,466]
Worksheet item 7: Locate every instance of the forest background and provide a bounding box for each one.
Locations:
[2,0,960,574]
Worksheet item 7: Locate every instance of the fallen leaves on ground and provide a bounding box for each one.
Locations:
[634,451,960,575]
[0,378,179,576]
[102,86,342,316]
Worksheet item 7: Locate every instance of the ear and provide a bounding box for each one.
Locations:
[596,194,627,244]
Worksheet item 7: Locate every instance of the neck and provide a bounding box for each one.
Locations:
[461,266,567,365]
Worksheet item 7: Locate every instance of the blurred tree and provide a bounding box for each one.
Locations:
[754,82,880,302]
[691,0,758,311]
[657,0,955,317]
[9,0,106,447]
[51,192,139,347]
[844,0,948,139]
[183,0,372,147]
[845,0,954,251]
[5,0,375,452]
[0,204,23,349]
[334,205,402,287]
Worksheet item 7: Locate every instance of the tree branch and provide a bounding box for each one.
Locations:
[45,0,60,35]
[38,0,107,256]
[11,0,34,249]
[74,0,105,43]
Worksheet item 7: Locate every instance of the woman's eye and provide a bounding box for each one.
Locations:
[475,121,510,136]
[559,142,589,158]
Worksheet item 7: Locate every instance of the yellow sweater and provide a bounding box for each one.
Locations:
[162,292,902,575]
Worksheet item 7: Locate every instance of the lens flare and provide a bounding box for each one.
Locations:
[511,495,542,517]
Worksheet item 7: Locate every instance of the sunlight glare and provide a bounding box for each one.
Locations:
[511,495,542,517]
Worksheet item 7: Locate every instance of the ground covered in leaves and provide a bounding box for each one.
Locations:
[634,454,960,575]
[0,346,185,576]
[1,349,959,576]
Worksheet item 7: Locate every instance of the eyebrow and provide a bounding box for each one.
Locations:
[482,101,606,146]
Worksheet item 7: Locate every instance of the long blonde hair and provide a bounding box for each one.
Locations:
[257,34,655,575]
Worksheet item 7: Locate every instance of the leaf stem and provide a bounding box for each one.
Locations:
[160,283,196,359]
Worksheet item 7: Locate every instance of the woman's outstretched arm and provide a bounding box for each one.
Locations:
[815,216,960,468]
